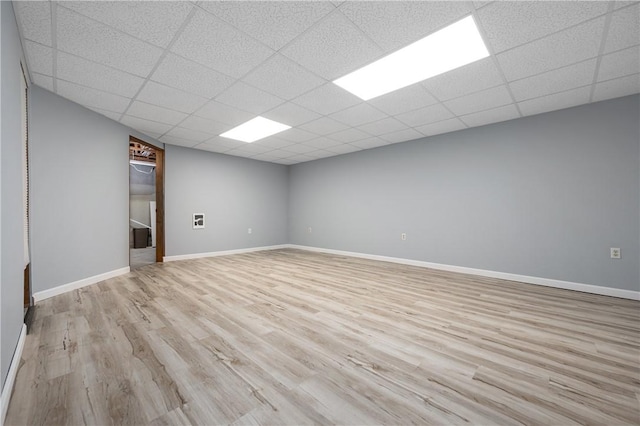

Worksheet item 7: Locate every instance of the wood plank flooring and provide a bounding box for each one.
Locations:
[6,249,640,425]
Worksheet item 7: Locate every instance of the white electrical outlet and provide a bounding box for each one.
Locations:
[610,247,621,259]
[401,233,407,241]
[248,228,252,234]
[308,227,312,234]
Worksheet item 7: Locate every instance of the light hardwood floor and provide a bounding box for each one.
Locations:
[6,249,640,425]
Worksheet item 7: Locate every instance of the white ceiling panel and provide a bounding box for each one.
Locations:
[151,53,235,99]
[350,137,389,149]
[357,117,408,136]
[445,85,513,116]
[170,9,274,79]
[228,143,274,156]
[598,46,640,82]
[14,1,52,46]
[592,73,640,102]
[262,102,321,127]
[126,101,188,126]
[281,11,383,80]
[285,154,316,163]
[120,115,174,135]
[164,127,215,143]
[460,104,520,127]
[86,106,122,123]
[265,148,296,159]
[31,73,54,91]
[137,81,208,114]
[414,118,467,137]
[422,58,504,101]
[203,136,247,150]
[255,137,296,150]
[200,1,335,51]
[478,1,609,53]
[603,3,640,53]
[396,103,454,128]
[280,143,320,154]
[378,128,423,144]
[497,17,606,81]
[195,143,233,154]
[327,128,370,143]
[518,86,592,117]
[57,80,131,113]
[56,6,163,77]
[243,54,326,100]
[339,1,472,52]
[509,59,597,101]
[324,143,362,155]
[194,101,254,127]
[298,117,350,135]
[178,116,229,136]
[24,41,52,76]
[277,128,317,143]
[251,153,287,162]
[306,150,337,159]
[59,1,194,48]
[57,52,145,98]
[158,135,200,148]
[329,103,387,127]
[215,81,285,115]
[369,84,438,116]
[292,83,361,115]
[303,137,344,150]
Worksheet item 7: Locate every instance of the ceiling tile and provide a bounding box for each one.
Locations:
[459,104,520,127]
[285,154,316,163]
[200,1,335,50]
[396,103,454,127]
[496,17,605,81]
[159,135,200,148]
[604,3,640,53]
[292,83,362,115]
[250,153,287,162]
[195,143,233,154]
[137,81,208,114]
[509,59,597,101]
[203,136,247,150]
[86,106,122,122]
[13,1,52,45]
[378,128,423,144]
[329,103,387,127]
[243,54,326,100]
[57,52,145,98]
[281,11,383,80]
[228,144,274,156]
[368,84,438,116]
[327,128,370,143]
[303,137,344,150]
[151,53,236,99]
[414,118,467,137]
[306,150,337,160]
[59,1,193,47]
[56,6,163,77]
[170,9,274,78]
[262,102,321,127]
[254,137,295,150]
[121,115,174,135]
[518,86,592,117]
[474,1,493,9]
[281,144,320,154]
[126,101,188,126]
[164,127,215,143]
[298,117,350,135]
[598,45,640,82]
[350,137,389,149]
[31,73,54,91]
[592,73,640,102]
[339,1,471,52]
[422,58,504,101]
[194,101,254,126]
[357,117,408,136]
[24,41,52,76]
[324,144,362,154]
[478,1,609,53]
[178,116,229,135]
[265,149,296,159]
[444,85,513,115]
[215,81,285,115]
[277,128,317,143]
[57,80,131,113]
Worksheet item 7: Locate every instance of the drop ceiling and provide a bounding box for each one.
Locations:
[14,1,640,165]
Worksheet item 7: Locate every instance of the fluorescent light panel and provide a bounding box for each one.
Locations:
[334,15,489,101]
[220,116,291,143]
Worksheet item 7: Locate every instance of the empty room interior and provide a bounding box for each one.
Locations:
[1,0,639,424]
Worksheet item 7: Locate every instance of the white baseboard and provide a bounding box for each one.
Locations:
[287,245,640,301]
[1,324,27,425]
[33,266,130,303]
[163,244,289,262]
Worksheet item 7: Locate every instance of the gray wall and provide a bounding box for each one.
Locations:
[165,145,288,256]
[1,0,26,388]
[289,96,640,292]
[29,87,162,294]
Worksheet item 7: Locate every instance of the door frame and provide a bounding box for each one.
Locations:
[129,136,165,263]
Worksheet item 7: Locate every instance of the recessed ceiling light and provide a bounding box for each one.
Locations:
[333,15,489,101]
[220,116,291,143]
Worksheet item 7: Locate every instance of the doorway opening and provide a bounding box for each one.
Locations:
[129,136,164,269]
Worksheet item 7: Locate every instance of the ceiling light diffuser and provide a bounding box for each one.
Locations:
[333,15,489,101]
[220,116,291,143]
